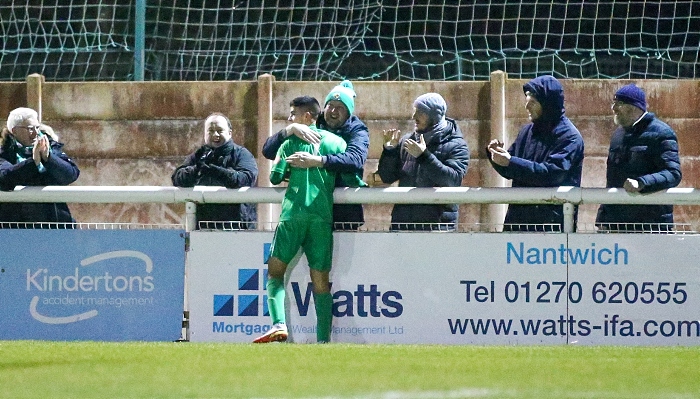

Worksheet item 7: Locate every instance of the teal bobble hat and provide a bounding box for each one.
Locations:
[325,80,356,115]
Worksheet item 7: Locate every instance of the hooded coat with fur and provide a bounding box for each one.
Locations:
[0,128,80,227]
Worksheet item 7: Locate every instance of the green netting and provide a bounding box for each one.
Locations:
[1,1,699,82]
[0,2,133,81]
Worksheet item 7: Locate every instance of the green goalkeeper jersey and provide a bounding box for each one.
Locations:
[270,125,365,223]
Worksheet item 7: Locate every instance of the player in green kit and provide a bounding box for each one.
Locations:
[253,96,365,344]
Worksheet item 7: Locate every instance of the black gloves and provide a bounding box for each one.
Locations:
[197,149,214,170]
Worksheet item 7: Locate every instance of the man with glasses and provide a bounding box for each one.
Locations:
[0,107,80,228]
[596,83,682,233]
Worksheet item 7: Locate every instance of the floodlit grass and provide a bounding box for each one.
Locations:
[0,341,698,399]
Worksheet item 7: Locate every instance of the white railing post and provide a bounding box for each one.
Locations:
[185,202,197,232]
[563,202,575,233]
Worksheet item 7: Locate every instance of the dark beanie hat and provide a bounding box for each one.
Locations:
[615,84,647,111]
[413,93,447,125]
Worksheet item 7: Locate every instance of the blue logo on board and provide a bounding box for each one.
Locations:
[212,243,271,317]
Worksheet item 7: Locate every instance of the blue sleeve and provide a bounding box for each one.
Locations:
[262,129,288,161]
[43,146,80,185]
[492,123,584,187]
[322,126,369,174]
[507,135,583,186]
[638,130,682,193]
[0,158,42,189]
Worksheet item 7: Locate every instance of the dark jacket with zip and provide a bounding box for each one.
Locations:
[596,112,681,228]
[172,139,258,229]
[378,117,469,230]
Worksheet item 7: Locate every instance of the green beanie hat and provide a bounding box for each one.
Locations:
[325,80,356,115]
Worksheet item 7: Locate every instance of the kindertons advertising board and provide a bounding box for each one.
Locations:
[0,229,185,341]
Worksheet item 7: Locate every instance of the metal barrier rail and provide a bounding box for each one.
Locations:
[1,186,699,233]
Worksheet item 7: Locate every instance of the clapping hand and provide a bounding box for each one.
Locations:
[487,139,511,166]
[382,128,401,149]
[32,133,50,165]
[486,139,504,153]
[404,134,426,157]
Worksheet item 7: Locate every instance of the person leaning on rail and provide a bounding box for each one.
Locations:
[261,80,369,231]
[171,112,258,230]
[0,107,80,229]
[253,96,367,344]
[377,92,470,231]
[486,75,585,232]
[595,83,682,233]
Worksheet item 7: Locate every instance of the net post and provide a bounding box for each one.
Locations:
[134,0,146,81]
[26,74,45,121]
[481,70,508,232]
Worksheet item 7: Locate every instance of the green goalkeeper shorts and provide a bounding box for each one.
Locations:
[270,218,333,271]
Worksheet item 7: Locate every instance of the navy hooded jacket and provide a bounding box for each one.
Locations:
[488,75,584,231]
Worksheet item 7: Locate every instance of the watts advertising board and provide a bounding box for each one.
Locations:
[0,229,185,341]
[188,231,700,345]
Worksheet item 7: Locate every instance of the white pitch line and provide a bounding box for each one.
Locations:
[253,388,501,399]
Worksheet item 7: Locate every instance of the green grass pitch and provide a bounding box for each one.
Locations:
[1,341,698,398]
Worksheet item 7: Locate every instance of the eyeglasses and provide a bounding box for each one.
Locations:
[13,125,41,132]
[611,100,628,108]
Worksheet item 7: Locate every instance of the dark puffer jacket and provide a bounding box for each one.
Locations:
[489,75,584,231]
[378,117,469,230]
[263,114,369,230]
[0,133,80,228]
[596,112,681,228]
[172,140,258,229]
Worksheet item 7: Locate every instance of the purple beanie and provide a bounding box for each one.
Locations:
[615,84,647,111]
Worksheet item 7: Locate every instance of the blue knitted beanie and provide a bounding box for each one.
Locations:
[615,83,647,111]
